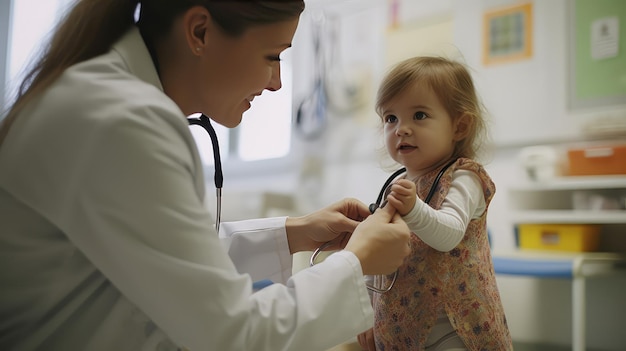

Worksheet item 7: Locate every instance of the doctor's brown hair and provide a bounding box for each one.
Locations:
[0,0,305,144]
[375,56,489,161]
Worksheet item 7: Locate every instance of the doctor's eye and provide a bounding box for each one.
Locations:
[384,115,398,123]
[413,111,428,120]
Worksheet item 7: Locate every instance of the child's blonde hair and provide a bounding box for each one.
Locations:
[375,56,489,161]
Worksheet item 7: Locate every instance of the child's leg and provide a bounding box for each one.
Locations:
[425,313,468,351]
[426,333,467,351]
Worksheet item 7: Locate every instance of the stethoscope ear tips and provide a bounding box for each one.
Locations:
[368,203,378,214]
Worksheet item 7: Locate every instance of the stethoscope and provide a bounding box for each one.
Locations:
[187,114,223,232]
[188,112,458,292]
[309,159,457,293]
[308,168,405,294]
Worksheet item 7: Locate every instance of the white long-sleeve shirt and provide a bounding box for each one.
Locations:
[402,170,486,252]
[0,27,372,351]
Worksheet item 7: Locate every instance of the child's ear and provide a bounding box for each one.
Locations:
[453,113,471,141]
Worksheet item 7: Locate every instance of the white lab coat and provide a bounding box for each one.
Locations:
[0,27,373,351]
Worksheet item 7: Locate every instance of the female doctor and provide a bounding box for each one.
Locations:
[0,1,411,351]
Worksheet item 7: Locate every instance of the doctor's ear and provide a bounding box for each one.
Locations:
[182,6,211,55]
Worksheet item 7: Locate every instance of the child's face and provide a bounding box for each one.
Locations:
[381,81,459,178]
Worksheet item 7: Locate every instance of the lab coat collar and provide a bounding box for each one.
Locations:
[112,27,164,92]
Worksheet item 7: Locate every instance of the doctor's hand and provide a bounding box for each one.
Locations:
[344,204,411,276]
[285,198,371,254]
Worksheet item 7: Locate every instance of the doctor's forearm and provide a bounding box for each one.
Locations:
[285,216,315,254]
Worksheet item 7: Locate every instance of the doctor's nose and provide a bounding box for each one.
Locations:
[266,65,282,92]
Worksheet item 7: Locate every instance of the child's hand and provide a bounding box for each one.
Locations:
[386,179,416,216]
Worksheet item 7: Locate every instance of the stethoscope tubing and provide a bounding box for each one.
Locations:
[368,167,406,214]
[310,159,457,293]
[309,169,406,293]
[187,114,223,232]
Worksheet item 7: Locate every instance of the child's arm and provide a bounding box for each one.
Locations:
[400,170,486,252]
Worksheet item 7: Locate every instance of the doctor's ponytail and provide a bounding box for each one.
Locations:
[0,0,140,144]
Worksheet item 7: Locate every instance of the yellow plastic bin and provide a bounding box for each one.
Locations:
[517,224,602,252]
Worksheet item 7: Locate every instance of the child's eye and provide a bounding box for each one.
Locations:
[384,115,397,123]
[267,55,282,62]
[413,111,428,120]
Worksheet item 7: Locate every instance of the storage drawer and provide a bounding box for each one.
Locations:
[517,224,602,252]
[567,144,626,176]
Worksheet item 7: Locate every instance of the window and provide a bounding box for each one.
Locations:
[5,0,70,104]
[238,48,293,162]
[0,0,10,110]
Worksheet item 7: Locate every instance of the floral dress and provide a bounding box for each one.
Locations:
[372,158,513,350]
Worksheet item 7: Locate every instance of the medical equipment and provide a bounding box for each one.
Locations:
[187,114,223,232]
[310,159,457,293]
[295,12,327,140]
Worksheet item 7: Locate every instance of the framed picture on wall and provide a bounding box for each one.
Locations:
[483,3,533,65]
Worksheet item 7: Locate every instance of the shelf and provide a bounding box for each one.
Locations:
[508,177,626,212]
[492,250,626,278]
[504,171,626,351]
[493,249,626,261]
[509,175,626,191]
[511,210,626,224]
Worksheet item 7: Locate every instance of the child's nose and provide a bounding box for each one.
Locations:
[395,124,412,136]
